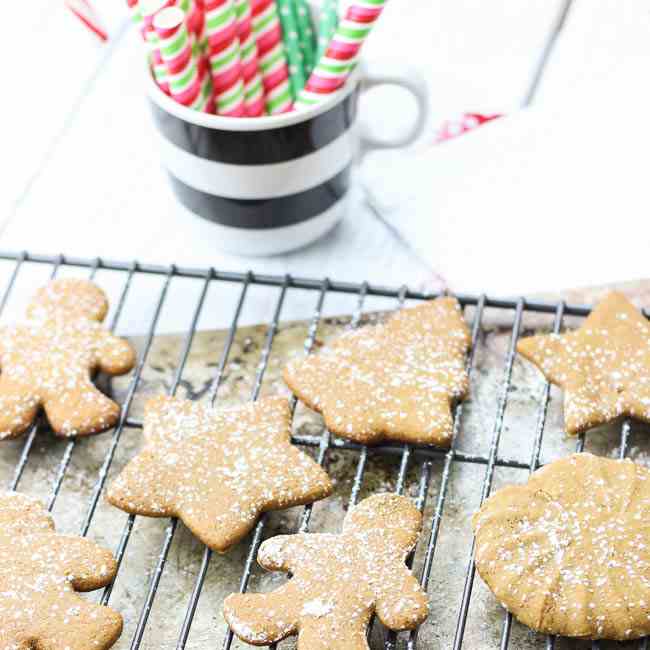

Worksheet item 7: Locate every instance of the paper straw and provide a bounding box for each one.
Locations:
[292,0,315,75]
[251,0,293,114]
[297,0,386,108]
[315,0,338,61]
[276,0,306,97]
[141,0,175,30]
[177,0,205,40]
[235,0,266,116]
[204,0,246,117]
[140,0,176,94]
[66,0,109,40]
[126,0,144,25]
[154,7,205,107]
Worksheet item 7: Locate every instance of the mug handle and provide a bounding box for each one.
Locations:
[358,58,429,153]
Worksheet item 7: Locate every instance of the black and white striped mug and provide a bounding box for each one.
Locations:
[147,63,427,256]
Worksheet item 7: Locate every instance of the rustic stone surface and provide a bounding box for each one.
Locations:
[2,283,650,649]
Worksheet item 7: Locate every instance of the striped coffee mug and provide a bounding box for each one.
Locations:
[148,63,427,256]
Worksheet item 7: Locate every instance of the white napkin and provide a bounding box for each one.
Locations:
[360,58,650,296]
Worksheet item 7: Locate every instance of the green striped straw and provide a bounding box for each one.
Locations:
[316,0,338,61]
[277,0,306,97]
[292,0,316,75]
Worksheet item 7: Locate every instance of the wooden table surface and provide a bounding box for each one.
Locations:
[4,0,645,332]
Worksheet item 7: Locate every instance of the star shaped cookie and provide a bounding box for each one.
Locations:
[518,291,650,435]
[224,493,429,648]
[106,396,333,552]
[0,491,122,650]
[284,297,471,447]
[0,278,135,440]
[474,453,650,640]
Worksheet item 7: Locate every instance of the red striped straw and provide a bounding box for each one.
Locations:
[154,6,206,108]
[235,0,265,116]
[140,0,177,94]
[204,0,247,117]
[65,0,108,41]
[297,0,387,108]
[250,0,293,114]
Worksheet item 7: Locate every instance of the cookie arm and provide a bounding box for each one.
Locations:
[375,567,429,631]
[96,331,136,376]
[44,535,117,591]
[224,583,300,646]
[257,535,311,572]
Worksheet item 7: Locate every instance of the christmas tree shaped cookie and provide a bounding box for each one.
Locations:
[284,297,471,447]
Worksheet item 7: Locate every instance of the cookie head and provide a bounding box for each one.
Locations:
[27,278,109,321]
[473,452,650,640]
[343,493,422,551]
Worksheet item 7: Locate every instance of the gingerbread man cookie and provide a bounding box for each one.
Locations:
[224,493,429,648]
[0,278,135,440]
[474,453,650,640]
[518,291,650,435]
[284,297,471,447]
[107,396,333,552]
[0,491,122,650]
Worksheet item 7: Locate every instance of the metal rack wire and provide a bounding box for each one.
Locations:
[0,250,644,650]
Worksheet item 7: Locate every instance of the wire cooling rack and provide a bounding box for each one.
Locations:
[0,250,643,650]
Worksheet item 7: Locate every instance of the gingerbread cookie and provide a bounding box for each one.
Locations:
[0,278,135,440]
[284,297,471,447]
[0,491,122,650]
[224,493,429,648]
[473,452,650,640]
[518,291,650,435]
[107,396,333,552]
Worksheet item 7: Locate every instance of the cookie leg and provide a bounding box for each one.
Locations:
[375,570,429,630]
[224,585,299,646]
[298,612,371,650]
[0,377,39,440]
[33,598,122,650]
[43,383,120,437]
